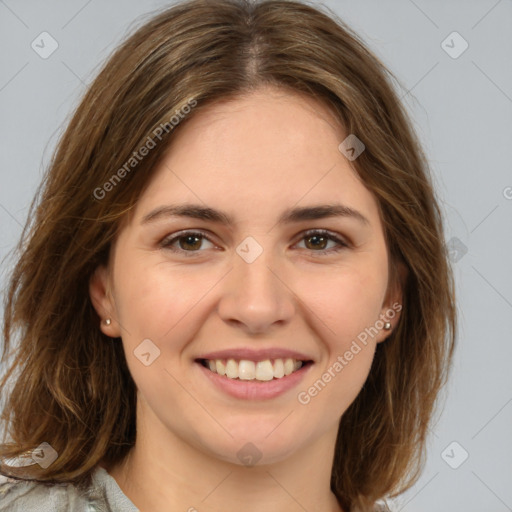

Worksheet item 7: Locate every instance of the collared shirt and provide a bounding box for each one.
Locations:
[0,466,139,511]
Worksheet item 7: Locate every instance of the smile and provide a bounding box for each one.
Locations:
[195,356,314,400]
[199,358,309,381]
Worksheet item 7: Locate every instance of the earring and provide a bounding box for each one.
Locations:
[104,318,111,326]
[384,322,392,330]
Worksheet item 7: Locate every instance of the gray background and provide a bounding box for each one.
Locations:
[0,0,511,510]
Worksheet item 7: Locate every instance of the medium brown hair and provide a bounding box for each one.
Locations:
[0,0,457,510]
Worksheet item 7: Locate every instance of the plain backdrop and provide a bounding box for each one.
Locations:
[0,1,511,510]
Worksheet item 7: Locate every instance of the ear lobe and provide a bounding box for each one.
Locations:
[89,265,120,337]
[376,261,408,344]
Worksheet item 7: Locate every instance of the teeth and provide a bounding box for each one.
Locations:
[217,360,226,376]
[239,360,255,380]
[226,359,238,379]
[203,358,305,381]
[273,358,285,378]
[284,358,294,376]
[255,360,274,381]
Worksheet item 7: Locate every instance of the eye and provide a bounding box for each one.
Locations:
[160,231,215,256]
[295,229,349,256]
[160,229,349,257]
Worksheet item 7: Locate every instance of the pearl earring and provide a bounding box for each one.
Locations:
[104,318,111,326]
[384,322,391,330]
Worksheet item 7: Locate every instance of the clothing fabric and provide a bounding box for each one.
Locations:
[0,466,394,511]
[0,466,139,511]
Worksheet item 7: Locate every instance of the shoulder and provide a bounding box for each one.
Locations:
[0,466,138,512]
[0,475,83,512]
[0,473,90,512]
[374,501,394,512]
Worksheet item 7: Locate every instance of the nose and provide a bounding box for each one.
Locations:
[216,244,296,334]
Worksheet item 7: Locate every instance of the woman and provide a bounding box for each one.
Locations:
[0,0,457,510]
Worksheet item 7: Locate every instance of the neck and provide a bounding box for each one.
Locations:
[106,402,343,512]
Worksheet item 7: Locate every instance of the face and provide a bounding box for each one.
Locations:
[90,86,403,466]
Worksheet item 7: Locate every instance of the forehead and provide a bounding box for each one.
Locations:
[131,88,381,229]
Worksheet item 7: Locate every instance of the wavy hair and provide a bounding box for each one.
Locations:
[0,0,457,510]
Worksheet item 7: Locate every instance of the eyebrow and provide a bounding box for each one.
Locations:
[141,203,370,227]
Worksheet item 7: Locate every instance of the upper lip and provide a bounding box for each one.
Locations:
[196,348,314,362]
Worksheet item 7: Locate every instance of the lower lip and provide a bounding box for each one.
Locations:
[195,361,313,400]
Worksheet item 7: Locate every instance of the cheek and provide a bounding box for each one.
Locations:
[300,349,375,426]
[111,262,205,416]
[296,263,386,344]
[113,258,209,342]
[294,263,385,406]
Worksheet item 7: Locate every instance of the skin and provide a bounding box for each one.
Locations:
[90,85,405,512]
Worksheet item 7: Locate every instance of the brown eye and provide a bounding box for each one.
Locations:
[161,231,214,256]
[296,229,349,255]
[304,233,329,251]
[176,234,203,251]
[160,229,349,258]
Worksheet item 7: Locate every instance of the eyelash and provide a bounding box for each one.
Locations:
[160,229,349,258]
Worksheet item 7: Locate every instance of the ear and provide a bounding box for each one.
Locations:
[89,264,121,338]
[376,261,408,344]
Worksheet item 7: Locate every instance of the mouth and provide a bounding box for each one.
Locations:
[196,357,314,382]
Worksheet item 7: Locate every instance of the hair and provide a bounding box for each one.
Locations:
[0,0,457,510]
